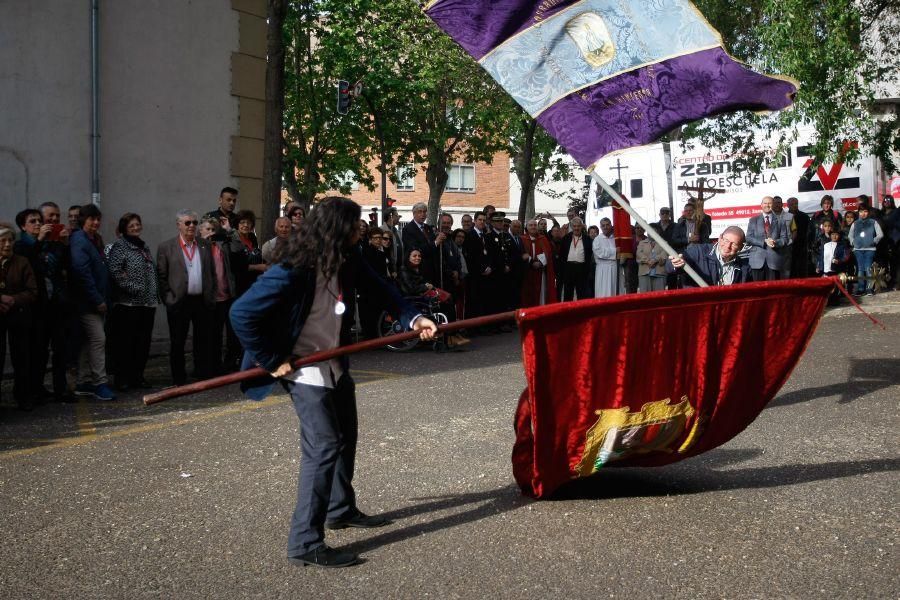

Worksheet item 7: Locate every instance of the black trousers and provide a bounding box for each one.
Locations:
[561,261,590,301]
[0,309,32,405]
[30,300,71,396]
[286,374,358,555]
[466,274,486,318]
[483,272,508,316]
[752,266,781,282]
[111,304,156,386]
[166,296,212,385]
[212,299,240,373]
[357,294,381,339]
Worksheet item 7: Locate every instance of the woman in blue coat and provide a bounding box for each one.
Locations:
[230,197,437,568]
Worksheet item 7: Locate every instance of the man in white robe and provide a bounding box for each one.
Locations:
[593,217,618,297]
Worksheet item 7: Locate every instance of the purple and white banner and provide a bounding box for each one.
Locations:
[424,0,798,169]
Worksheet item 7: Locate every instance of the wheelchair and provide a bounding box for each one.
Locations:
[378,294,450,352]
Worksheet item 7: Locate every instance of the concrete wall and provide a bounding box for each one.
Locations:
[0,0,267,339]
[100,0,240,246]
[0,0,253,242]
[0,2,93,214]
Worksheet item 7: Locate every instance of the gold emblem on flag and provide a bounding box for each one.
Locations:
[574,396,700,476]
[565,12,616,68]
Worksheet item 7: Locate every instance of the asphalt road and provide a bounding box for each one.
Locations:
[0,295,897,599]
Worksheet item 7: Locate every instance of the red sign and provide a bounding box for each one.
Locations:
[705,205,759,220]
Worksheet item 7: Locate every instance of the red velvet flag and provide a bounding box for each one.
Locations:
[512,279,834,498]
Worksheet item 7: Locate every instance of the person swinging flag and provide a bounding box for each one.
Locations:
[423,0,797,170]
[424,1,830,499]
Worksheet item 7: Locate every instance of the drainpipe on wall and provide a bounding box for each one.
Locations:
[90,0,100,206]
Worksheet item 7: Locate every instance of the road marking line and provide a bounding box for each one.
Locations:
[74,398,98,438]
[0,377,395,460]
[353,369,404,379]
[0,396,286,460]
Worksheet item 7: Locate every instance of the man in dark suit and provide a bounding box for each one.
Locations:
[463,211,489,318]
[746,196,790,281]
[157,210,216,385]
[436,212,462,290]
[557,217,594,300]
[401,202,441,280]
[507,219,528,309]
[787,196,812,277]
[666,226,751,286]
[483,212,515,318]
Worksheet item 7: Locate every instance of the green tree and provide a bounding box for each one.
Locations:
[282,0,512,223]
[282,0,379,209]
[688,0,900,171]
[262,0,287,240]
[507,111,576,222]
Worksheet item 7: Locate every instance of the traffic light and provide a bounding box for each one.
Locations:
[336,80,351,114]
[386,197,396,207]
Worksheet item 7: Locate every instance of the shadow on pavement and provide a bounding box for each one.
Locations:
[551,452,900,500]
[769,358,899,408]
[344,485,528,554]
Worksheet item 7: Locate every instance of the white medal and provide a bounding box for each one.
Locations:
[334,300,346,315]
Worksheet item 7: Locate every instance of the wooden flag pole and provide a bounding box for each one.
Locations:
[589,170,709,288]
[143,310,518,406]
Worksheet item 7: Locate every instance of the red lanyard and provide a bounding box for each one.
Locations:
[572,235,581,249]
[180,238,196,262]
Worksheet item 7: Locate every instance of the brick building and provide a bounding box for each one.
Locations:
[342,152,513,224]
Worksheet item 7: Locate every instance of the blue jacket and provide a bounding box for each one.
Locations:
[849,217,881,250]
[666,243,751,287]
[230,248,418,400]
[817,240,852,274]
[69,229,110,312]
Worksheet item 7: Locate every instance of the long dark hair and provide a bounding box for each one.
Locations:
[275,196,361,278]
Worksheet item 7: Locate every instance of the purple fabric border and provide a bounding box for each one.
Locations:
[536,47,797,168]
[425,0,579,60]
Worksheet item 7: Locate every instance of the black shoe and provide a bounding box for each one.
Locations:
[55,393,78,404]
[132,379,153,390]
[288,545,359,568]
[326,510,393,530]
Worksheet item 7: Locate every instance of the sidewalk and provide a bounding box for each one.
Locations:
[3,289,897,383]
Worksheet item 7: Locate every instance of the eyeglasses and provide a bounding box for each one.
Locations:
[182,220,199,226]
[26,218,42,224]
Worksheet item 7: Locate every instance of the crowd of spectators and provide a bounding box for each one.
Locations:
[2,190,898,412]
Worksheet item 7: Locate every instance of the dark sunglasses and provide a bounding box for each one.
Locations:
[182,220,199,226]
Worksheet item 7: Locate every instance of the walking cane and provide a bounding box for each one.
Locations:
[143,311,517,406]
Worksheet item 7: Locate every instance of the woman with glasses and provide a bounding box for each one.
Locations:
[288,206,305,231]
[232,210,267,298]
[14,209,73,403]
[199,217,243,374]
[359,228,391,339]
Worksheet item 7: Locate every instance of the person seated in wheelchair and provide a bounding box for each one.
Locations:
[398,249,469,346]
